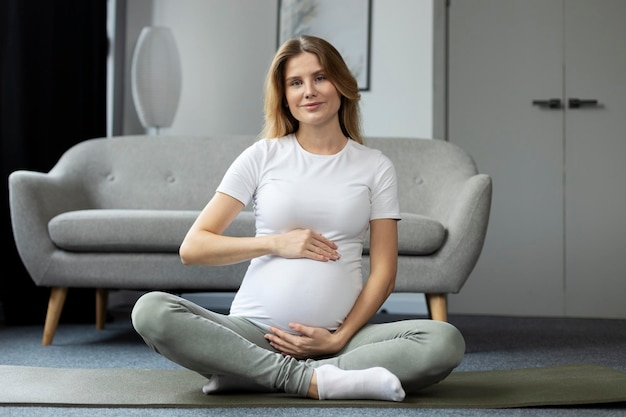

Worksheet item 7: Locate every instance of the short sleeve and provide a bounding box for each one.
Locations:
[216,142,263,207]
[370,153,401,220]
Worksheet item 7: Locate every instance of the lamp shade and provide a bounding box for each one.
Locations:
[131,26,182,132]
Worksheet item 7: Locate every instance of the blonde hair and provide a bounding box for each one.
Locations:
[260,35,362,144]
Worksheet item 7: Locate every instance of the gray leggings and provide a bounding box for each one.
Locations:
[131,291,465,397]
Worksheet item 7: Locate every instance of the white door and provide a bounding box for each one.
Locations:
[447,0,626,318]
[564,0,626,318]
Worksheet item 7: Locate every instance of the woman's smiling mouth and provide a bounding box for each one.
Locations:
[301,102,323,110]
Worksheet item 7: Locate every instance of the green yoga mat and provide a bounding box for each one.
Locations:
[1,364,625,409]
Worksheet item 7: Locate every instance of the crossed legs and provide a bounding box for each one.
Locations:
[131,291,464,401]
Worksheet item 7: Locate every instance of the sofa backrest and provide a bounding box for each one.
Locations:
[51,135,257,211]
[51,135,479,219]
[364,137,478,218]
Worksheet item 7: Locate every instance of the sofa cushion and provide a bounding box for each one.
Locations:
[49,209,444,255]
[49,209,256,252]
[364,212,446,255]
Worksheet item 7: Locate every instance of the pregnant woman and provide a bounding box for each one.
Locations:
[131,35,465,402]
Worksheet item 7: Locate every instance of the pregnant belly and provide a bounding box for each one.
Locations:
[230,256,363,333]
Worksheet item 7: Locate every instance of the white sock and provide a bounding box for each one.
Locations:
[315,364,405,402]
[202,375,274,394]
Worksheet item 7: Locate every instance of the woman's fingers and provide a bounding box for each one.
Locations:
[309,232,340,260]
[276,229,340,260]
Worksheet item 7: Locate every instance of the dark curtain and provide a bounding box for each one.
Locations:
[0,0,108,325]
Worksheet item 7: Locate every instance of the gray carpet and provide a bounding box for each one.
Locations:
[1,307,625,416]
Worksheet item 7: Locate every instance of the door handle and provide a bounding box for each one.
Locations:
[568,98,599,109]
[532,98,562,109]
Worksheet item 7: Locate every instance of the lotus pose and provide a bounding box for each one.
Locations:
[132,35,465,401]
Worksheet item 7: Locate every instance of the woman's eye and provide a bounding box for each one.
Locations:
[315,75,325,82]
[290,80,302,87]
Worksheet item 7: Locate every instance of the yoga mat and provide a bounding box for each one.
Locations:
[1,364,625,409]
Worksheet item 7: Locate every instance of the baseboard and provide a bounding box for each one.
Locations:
[181,292,428,316]
[181,292,235,312]
[107,290,428,316]
[379,293,428,315]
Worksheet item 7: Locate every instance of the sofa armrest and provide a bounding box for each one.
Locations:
[432,173,493,292]
[9,170,90,284]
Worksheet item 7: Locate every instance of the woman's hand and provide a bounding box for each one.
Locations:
[273,229,340,262]
[264,323,346,359]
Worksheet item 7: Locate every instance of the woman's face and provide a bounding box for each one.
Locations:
[283,52,341,130]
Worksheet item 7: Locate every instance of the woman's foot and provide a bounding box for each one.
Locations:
[312,364,405,401]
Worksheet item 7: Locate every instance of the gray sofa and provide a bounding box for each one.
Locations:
[9,135,492,345]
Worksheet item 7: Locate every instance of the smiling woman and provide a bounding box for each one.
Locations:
[283,53,344,148]
[130,34,465,403]
[262,36,362,143]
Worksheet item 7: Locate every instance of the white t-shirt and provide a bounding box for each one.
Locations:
[217,134,401,333]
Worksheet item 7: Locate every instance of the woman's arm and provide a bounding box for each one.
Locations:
[179,192,340,266]
[331,218,398,345]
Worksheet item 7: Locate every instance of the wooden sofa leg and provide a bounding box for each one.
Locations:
[426,293,448,322]
[96,288,108,330]
[42,287,68,346]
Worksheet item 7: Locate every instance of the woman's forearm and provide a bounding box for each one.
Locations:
[332,272,395,347]
[333,218,398,347]
[179,232,275,266]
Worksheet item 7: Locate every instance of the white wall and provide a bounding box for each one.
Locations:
[120,0,436,138]
[361,0,433,138]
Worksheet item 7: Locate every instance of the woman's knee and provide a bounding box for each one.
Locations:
[131,291,173,337]
[427,321,466,370]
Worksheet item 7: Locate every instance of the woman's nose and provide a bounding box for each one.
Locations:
[304,84,317,99]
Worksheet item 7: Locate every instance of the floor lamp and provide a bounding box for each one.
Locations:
[131,26,182,135]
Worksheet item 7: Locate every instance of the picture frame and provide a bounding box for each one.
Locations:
[277,0,372,91]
